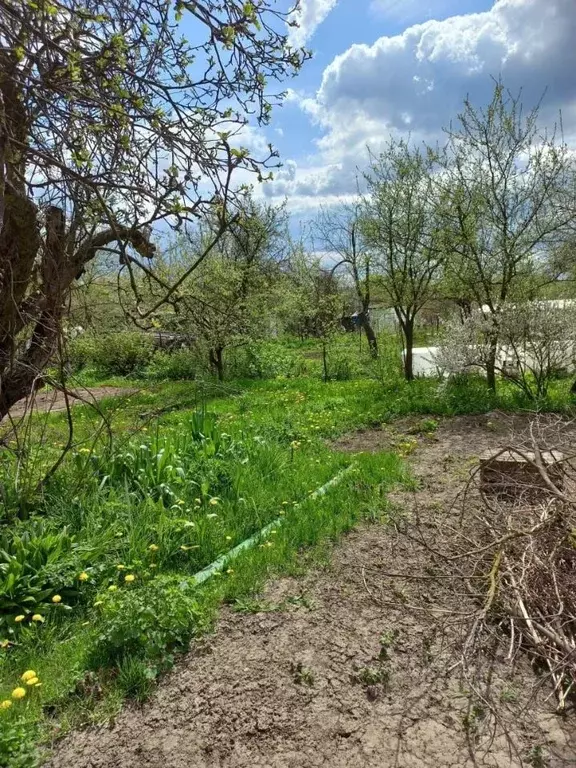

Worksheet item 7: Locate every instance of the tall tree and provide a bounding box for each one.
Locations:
[0,0,307,417]
[437,81,575,390]
[361,138,443,380]
[153,194,288,380]
[314,203,378,358]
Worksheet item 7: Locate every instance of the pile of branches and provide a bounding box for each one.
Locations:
[405,417,576,712]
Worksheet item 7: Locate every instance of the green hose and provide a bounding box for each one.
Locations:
[192,463,357,586]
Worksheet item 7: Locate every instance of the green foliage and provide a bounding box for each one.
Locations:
[69,333,154,376]
[148,349,198,381]
[228,341,306,379]
[91,576,207,668]
[0,523,79,630]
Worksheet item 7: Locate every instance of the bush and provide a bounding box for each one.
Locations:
[228,341,306,379]
[69,332,154,376]
[148,348,198,380]
[90,575,209,667]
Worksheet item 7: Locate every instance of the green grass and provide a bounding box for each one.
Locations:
[1,335,575,766]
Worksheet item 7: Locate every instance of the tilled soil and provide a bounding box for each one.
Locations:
[47,412,576,768]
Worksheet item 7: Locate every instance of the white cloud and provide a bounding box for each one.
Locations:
[288,0,339,47]
[270,0,576,208]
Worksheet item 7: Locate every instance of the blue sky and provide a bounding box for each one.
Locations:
[234,0,576,228]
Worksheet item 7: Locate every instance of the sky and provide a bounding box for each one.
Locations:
[239,0,576,230]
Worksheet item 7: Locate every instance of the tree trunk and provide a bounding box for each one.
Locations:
[486,336,498,392]
[359,312,378,359]
[209,346,225,381]
[401,318,415,381]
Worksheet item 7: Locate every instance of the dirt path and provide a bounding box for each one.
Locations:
[5,387,138,420]
[47,413,576,768]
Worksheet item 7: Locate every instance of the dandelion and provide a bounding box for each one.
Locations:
[124,574,136,583]
[14,615,25,623]
[226,568,234,574]
[108,585,118,592]
[11,688,26,700]
[0,640,9,649]
[31,614,44,622]
[25,677,39,687]
[209,498,219,506]
[0,700,12,710]
[78,572,89,582]
[116,564,126,570]
[225,535,232,541]
[148,544,159,552]
[51,595,62,604]
[21,670,36,682]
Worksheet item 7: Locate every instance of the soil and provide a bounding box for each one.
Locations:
[5,387,138,420]
[47,412,576,768]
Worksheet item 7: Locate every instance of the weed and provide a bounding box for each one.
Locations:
[116,657,156,702]
[353,665,390,688]
[290,662,315,686]
[232,598,278,614]
[525,744,549,767]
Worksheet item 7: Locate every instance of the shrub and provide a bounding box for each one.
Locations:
[148,349,198,380]
[228,341,306,379]
[69,332,154,376]
[90,575,209,667]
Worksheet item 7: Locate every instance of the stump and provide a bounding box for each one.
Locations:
[480,449,564,495]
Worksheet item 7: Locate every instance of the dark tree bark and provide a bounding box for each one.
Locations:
[209,346,225,382]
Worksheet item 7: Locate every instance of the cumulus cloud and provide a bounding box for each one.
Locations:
[287,0,339,47]
[269,0,576,207]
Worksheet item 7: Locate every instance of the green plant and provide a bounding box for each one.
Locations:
[290,662,315,686]
[90,575,208,667]
[75,333,154,377]
[148,349,198,381]
[116,657,157,702]
[0,523,79,630]
[353,665,390,687]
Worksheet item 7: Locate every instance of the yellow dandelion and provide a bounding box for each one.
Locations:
[78,572,89,582]
[148,544,159,552]
[14,615,25,623]
[225,535,232,541]
[108,585,118,592]
[209,497,219,506]
[0,640,9,649]
[116,564,126,570]
[124,574,135,583]
[51,595,62,604]
[31,614,44,622]
[21,670,36,682]
[11,688,26,700]
[226,568,234,574]
[0,699,12,710]
[25,677,39,686]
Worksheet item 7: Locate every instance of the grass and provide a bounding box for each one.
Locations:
[1,334,575,766]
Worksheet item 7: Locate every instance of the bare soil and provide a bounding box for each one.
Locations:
[5,387,138,420]
[47,412,576,768]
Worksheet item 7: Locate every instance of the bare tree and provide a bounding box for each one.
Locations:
[361,138,443,380]
[437,80,575,390]
[0,0,307,418]
[314,203,378,358]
